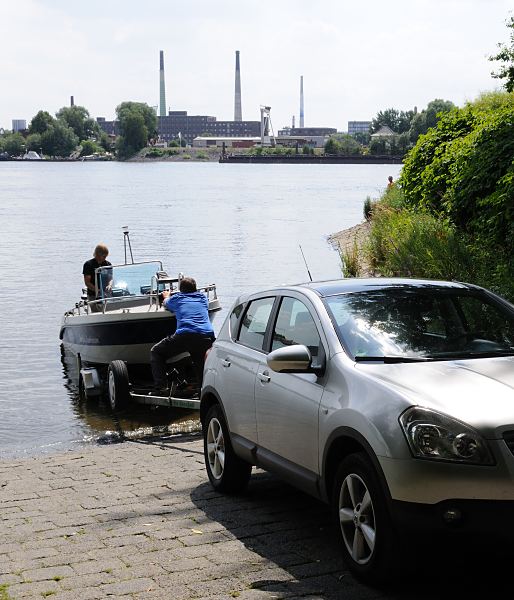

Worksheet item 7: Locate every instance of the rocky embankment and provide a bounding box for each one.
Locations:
[329,221,373,277]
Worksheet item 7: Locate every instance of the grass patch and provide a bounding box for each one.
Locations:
[0,584,11,600]
[41,592,56,597]
[340,240,361,278]
[51,576,62,582]
[182,154,191,160]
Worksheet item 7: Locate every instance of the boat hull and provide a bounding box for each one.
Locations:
[60,300,220,365]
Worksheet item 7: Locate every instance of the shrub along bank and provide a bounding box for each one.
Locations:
[363,92,514,302]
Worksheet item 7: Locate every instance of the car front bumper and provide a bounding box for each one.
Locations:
[391,498,514,537]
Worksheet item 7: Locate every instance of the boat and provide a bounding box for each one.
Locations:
[60,258,221,366]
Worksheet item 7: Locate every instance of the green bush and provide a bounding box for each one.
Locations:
[80,140,103,156]
[367,203,474,281]
[401,92,514,251]
[145,148,164,158]
[397,90,514,300]
[182,153,191,160]
[196,151,208,160]
[340,241,361,277]
[363,197,374,221]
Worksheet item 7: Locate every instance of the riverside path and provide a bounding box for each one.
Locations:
[0,433,510,599]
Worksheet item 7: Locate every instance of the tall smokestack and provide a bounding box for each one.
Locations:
[70,96,74,107]
[159,50,166,117]
[299,76,304,128]
[234,50,242,121]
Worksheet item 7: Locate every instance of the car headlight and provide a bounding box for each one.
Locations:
[399,407,495,465]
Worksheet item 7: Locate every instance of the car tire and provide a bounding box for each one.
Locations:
[203,404,252,494]
[332,452,400,585]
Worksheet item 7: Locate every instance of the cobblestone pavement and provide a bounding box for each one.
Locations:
[0,433,510,599]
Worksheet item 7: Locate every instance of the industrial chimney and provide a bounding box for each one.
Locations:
[234,50,242,121]
[159,51,166,117]
[299,76,304,128]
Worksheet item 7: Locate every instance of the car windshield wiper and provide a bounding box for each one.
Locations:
[433,350,514,360]
[354,355,432,363]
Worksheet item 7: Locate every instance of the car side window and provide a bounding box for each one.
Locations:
[238,297,275,351]
[272,297,324,367]
[229,303,244,340]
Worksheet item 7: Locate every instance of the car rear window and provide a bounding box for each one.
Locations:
[238,297,275,351]
[229,303,244,340]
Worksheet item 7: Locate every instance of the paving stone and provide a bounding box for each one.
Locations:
[1,435,511,600]
[21,564,75,582]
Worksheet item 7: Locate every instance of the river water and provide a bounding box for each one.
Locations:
[0,161,401,457]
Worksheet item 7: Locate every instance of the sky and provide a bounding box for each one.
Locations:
[0,0,512,132]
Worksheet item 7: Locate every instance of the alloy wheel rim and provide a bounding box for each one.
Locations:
[108,370,116,408]
[338,473,376,565]
[206,417,225,480]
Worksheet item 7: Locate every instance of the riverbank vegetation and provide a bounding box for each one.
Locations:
[362,90,514,301]
[0,105,111,158]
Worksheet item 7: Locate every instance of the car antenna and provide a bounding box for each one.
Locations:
[299,245,313,282]
[122,226,134,264]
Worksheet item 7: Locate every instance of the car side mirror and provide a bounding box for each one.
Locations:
[267,344,316,374]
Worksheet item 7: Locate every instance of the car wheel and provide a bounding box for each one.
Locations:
[203,404,252,494]
[333,453,399,584]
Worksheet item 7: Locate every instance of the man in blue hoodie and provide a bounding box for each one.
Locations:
[150,276,215,394]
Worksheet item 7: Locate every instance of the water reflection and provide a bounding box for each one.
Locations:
[60,344,201,444]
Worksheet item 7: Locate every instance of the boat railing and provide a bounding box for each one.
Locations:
[66,280,218,316]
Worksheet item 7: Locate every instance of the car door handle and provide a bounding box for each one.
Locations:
[257,371,271,383]
[221,359,231,367]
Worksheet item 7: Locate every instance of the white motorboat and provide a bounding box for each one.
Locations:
[60,259,221,366]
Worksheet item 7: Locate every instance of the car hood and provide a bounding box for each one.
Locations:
[356,356,514,437]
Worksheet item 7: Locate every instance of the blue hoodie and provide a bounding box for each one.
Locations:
[164,292,214,336]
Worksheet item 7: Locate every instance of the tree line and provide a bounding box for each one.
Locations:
[0,102,157,159]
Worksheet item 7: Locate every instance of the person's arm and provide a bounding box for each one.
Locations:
[83,274,96,294]
[162,290,178,312]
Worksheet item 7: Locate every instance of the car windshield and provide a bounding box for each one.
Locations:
[96,261,163,299]
[324,287,514,360]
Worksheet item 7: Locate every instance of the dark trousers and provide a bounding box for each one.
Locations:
[151,333,214,389]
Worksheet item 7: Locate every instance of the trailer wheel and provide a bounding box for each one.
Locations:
[108,360,130,410]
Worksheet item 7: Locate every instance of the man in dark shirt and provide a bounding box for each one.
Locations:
[151,276,215,394]
[82,244,112,307]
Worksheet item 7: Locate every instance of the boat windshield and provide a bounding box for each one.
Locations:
[96,261,163,300]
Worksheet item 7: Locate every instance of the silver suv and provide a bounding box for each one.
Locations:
[200,278,514,583]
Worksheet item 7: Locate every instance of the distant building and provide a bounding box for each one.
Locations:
[159,111,260,145]
[278,127,336,137]
[96,117,117,136]
[193,136,260,148]
[12,119,27,132]
[275,135,327,149]
[370,125,396,138]
[348,121,372,135]
[97,111,260,146]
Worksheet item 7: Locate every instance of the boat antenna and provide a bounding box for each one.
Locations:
[299,244,313,282]
[122,226,134,264]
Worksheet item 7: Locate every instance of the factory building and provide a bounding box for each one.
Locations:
[193,136,260,148]
[12,119,27,132]
[348,121,372,135]
[278,127,336,137]
[97,112,260,146]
